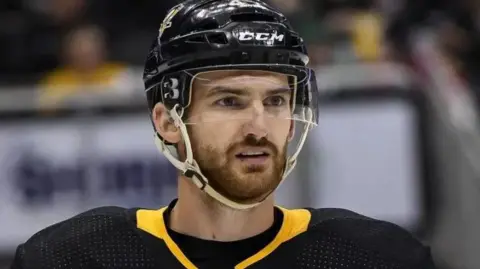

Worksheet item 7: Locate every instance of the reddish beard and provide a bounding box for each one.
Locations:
[190,134,287,204]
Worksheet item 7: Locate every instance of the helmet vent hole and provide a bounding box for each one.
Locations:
[230,13,276,22]
[207,33,228,45]
[186,36,207,43]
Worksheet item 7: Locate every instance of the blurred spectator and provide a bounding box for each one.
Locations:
[0,0,91,82]
[351,8,384,61]
[30,0,89,70]
[38,24,139,108]
[0,0,177,82]
[304,0,385,64]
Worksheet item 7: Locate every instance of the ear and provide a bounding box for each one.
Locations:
[287,119,295,141]
[152,102,181,144]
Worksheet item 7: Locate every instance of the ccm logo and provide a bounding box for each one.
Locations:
[238,32,285,42]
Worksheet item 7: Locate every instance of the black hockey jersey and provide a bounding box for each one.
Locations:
[11,202,436,269]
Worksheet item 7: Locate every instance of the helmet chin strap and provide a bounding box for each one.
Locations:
[154,105,314,210]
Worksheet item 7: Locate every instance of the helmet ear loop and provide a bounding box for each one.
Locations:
[154,104,193,171]
[169,104,194,165]
[168,105,212,190]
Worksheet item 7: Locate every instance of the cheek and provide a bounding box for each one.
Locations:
[270,119,292,143]
[190,121,238,149]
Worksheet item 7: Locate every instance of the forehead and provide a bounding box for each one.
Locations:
[192,69,290,92]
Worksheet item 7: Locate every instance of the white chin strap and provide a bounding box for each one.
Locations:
[154,104,315,210]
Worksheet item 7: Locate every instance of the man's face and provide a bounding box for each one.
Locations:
[183,70,293,204]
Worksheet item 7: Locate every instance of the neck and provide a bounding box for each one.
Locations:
[169,177,275,241]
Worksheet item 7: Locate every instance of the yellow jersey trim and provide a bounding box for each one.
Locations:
[137,208,198,269]
[136,206,311,269]
[235,207,311,269]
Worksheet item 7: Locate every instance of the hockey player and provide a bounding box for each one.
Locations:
[11,0,436,268]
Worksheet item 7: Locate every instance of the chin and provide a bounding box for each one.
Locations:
[205,163,280,202]
[244,164,269,173]
[236,172,276,190]
[234,160,271,173]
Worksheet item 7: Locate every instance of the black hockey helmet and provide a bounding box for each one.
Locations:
[143,0,318,119]
[143,0,319,209]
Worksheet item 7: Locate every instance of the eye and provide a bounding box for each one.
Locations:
[264,95,286,106]
[215,96,242,107]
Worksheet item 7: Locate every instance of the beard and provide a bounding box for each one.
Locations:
[189,133,288,205]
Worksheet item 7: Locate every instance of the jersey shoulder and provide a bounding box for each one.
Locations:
[11,206,161,269]
[297,207,436,269]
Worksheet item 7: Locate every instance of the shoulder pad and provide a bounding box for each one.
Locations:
[299,208,435,268]
[26,206,131,243]
[13,206,159,269]
[306,207,373,227]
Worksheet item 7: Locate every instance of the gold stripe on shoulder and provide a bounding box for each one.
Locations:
[136,208,198,269]
[136,207,168,239]
[235,207,311,269]
[277,207,311,241]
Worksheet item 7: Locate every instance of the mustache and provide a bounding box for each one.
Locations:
[227,135,278,156]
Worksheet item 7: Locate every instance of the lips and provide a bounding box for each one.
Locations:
[236,151,269,157]
[235,149,271,166]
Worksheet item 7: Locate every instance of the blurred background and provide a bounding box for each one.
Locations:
[0,0,479,268]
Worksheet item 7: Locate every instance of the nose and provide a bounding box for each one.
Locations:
[241,100,268,139]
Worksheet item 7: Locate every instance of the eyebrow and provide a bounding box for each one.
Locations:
[205,86,291,98]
